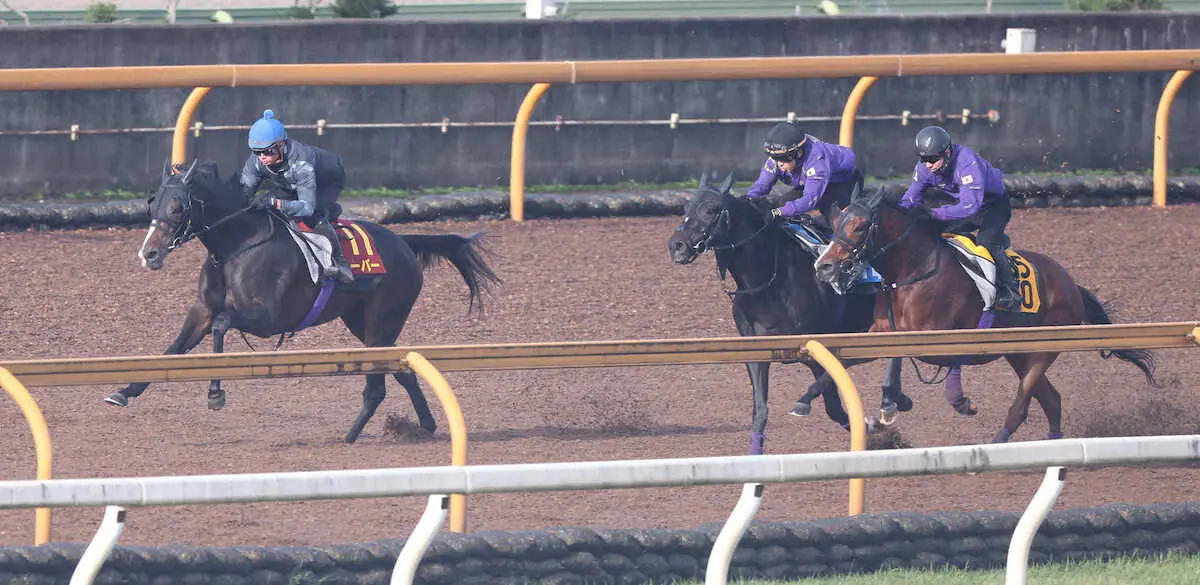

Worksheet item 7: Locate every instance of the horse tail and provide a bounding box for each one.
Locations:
[1078,285,1160,388]
[402,232,500,313]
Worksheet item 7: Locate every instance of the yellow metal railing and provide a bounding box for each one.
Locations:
[0,367,52,545]
[1153,70,1192,208]
[405,352,468,533]
[804,341,867,516]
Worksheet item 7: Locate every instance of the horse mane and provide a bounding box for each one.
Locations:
[173,160,240,201]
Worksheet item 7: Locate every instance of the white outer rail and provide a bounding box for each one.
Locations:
[69,506,126,585]
[0,435,1194,508]
[1007,467,1068,585]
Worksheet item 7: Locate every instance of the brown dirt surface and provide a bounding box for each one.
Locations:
[1,204,1199,548]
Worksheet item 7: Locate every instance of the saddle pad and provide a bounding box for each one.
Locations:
[295,219,389,279]
[942,233,1041,314]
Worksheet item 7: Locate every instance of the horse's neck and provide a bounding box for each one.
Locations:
[876,211,944,283]
[720,230,816,298]
[195,200,274,261]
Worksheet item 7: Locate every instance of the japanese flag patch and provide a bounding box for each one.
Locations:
[962,175,974,185]
[805,167,816,177]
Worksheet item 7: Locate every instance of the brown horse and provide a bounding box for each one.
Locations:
[814,187,1157,443]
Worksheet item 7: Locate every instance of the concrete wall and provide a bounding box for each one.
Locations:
[0,13,1197,197]
[2,501,1199,584]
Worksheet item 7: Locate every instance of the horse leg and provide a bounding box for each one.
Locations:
[788,364,827,417]
[205,311,234,410]
[746,361,769,455]
[1031,375,1065,440]
[345,373,387,444]
[392,371,436,433]
[104,302,213,406]
[879,357,912,425]
[945,365,978,416]
[993,352,1059,443]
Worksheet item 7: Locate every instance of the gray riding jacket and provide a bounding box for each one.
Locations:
[239,139,346,218]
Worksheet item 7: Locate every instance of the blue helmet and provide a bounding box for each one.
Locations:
[248,109,287,150]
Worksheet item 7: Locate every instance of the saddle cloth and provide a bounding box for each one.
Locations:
[288,219,388,284]
[942,233,1041,313]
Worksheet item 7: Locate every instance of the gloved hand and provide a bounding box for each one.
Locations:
[898,197,920,209]
[929,207,952,222]
[763,207,782,224]
[247,195,274,211]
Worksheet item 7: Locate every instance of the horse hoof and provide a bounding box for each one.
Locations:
[1047,432,1064,440]
[879,402,898,426]
[991,428,1012,443]
[789,401,811,417]
[208,390,226,411]
[953,397,978,417]
[103,393,128,407]
[896,393,914,412]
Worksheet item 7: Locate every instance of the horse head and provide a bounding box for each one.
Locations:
[138,158,238,270]
[815,185,889,294]
[667,171,776,265]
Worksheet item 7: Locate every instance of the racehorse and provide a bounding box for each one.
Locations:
[105,159,499,443]
[815,186,1157,443]
[667,173,910,455]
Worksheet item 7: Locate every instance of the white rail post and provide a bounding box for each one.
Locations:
[1006,466,1066,585]
[391,494,449,585]
[705,483,764,585]
[70,506,126,585]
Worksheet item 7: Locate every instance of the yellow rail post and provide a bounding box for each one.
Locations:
[172,87,212,168]
[839,76,878,148]
[510,83,551,222]
[0,367,53,544]
[803,341,866,516]
[1153,70,1191,208]
[405,352,468,532]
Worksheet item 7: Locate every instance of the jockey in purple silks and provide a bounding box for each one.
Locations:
[744,120,864,227]
[898,125,1019,311]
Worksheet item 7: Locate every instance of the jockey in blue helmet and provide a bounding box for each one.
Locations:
[241,109,354,282]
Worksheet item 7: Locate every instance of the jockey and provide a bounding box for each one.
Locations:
[898,125,1019,311]
[241,109,354,283]
[744,121,864,229]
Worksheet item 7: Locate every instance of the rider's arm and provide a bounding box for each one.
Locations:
[777,158,829,217]
[744,159,779,199]
[930,159,985,221]
[238,156,264,199]
[277,160,317,217]
[899,164,931,208]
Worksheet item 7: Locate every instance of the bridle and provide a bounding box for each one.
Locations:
[675,187,779,297]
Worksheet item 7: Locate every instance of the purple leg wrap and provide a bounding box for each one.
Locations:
[992,428,1012,443]
[976,311,995,330]
[1047,432,1064,440]
[748,432,765,455]
[945,366,964,404]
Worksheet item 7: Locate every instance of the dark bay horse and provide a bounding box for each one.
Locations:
[106,159,499,443]
[667,173,910,455]
[815,187,1157,443]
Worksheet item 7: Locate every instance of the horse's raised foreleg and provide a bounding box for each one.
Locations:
[104,302,213,407]
[205,311,234,410]
[789,364,828,418]
[745,361,770,455]
[994,352,1059,443]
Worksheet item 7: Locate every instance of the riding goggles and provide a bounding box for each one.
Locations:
[919,154,944,164]
[251,143,283,156]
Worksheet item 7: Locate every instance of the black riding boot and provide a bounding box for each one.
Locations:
[987,243,1020,311]
[315,220,354,283]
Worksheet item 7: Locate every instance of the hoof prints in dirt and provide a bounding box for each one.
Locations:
[867,426,914,450]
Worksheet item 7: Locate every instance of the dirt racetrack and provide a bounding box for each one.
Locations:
[1,203,1199,548]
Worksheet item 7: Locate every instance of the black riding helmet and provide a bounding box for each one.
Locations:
[763,121,808,161]
[915,126,953,163]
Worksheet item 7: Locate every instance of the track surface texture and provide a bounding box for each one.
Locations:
[1,204,1198,547]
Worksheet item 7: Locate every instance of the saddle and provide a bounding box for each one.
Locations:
[288,219,388,286]
[942,233,1040,314]
[779,219,882,293]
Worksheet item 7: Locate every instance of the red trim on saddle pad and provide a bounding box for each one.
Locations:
[297,219,388,276]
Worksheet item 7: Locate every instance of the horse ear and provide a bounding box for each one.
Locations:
[181,159,199,183]
[698,172,709,189]
[161,158,173,182]
[719,172,735,195]
[868,186,887,207]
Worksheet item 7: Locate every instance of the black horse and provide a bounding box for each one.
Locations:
[667,173,910,455]
[106,159,499,443]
